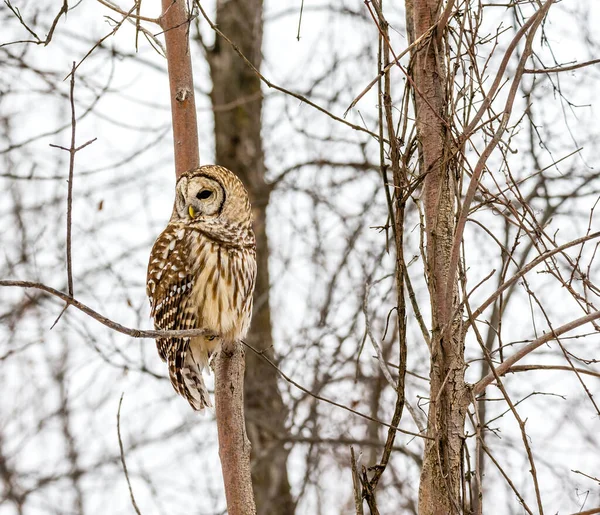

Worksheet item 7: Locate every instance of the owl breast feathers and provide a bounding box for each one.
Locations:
[147,165,256,410]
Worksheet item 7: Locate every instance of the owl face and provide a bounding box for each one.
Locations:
[171,165,252,227]
[174,174,225,220]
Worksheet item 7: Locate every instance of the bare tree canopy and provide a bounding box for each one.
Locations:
[1,0,599,514]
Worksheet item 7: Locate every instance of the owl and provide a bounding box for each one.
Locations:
[147,165,256,410]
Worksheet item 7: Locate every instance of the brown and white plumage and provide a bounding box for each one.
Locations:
[147,165,256,410]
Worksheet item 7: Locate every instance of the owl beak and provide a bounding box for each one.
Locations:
[188,206,196,218]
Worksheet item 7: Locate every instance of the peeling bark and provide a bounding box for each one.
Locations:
[406,0,469,512]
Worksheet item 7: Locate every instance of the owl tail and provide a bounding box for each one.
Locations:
[170,339,213,411]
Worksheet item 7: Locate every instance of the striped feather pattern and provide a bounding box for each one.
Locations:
[147,165,256,411]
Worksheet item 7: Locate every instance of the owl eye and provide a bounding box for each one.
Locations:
[196,190,213,200]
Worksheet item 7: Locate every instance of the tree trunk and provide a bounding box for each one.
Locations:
[160,0,199,178]
[406,1,469,513]
[207,1,295,513]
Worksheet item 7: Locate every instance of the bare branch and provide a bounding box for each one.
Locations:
[213,343,256,515]
[96,0,159,24]
[473,310,600,396]
[470,231,600,324]
[524,58,600,74]
[160,0,200,177]
[0,280,210,339]
[117,394,142,515]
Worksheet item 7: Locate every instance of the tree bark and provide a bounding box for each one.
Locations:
[159,0,199,178]
[214,342,257,515]
[406,1,469,513]
[206,1,295,513]
[161,2,256,513]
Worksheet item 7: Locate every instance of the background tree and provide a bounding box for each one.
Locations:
[200,1,295,511]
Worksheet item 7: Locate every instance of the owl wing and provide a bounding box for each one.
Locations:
[147,226,211,410]
[147,226,196,360]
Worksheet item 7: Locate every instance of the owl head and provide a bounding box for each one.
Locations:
[172,165,252,227]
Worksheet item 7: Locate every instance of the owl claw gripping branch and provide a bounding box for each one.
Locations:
[147,165,257,410]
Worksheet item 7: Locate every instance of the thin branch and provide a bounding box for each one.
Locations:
[469,231,600,325]
[194,0,381,141]
[0,280,210,339]
[524,58,600,74]
[568,508,600,515]
[473,310,600,396]
[96,0,159,23]
[506,365,600,380]
[48,62,97,328]
[66,62,77,298]
[117,394,142,515]
[571,470,600,485]
[242,340,429,440]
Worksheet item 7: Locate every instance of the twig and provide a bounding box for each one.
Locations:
[567,508,600,515]
[194,0,381,142]
[363,278,396,388]
[0,280,210,339]
[524,58,600,74]
[49,62,97,328]
[296,0,305,41]
[571,470,600,485]
[473,310,600,396]
[117,394,142,515]
[1,0,68,47]
[65,62,77,298]
[506,365,600,380]
[241,340,429,440]
[96,0,159,23]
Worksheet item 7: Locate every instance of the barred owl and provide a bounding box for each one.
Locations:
[147,165,256,410]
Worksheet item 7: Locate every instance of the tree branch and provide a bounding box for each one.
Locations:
[473,310,600,396]
[0,280,209,339]
[160,1,255,512]
[213,342,256,515]
[160,0,199,178]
